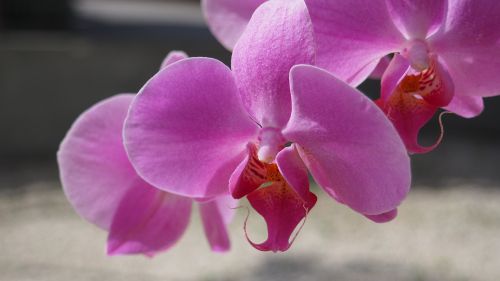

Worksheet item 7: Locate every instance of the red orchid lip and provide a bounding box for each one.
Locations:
[245,181,317,252]
[228,141,317,252]
[378,53,454,154]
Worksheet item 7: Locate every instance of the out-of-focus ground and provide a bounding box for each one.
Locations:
[1,169,500,281]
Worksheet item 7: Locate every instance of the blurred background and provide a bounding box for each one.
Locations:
[1,0,499,280]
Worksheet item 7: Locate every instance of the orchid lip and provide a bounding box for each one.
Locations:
[229,141,316,252]
[378,51,454,153]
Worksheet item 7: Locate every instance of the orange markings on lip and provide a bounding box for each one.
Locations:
[378,57,447,154]
[397,59,443,104]
[247,143,286,183]
[400,74,421,93]
[265,164,284,183]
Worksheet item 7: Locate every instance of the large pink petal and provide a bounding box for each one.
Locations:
[385,0,447,40]
[202,0,267,50]
[304,0,405,86]
[232,0,315,128]
[284,65,411,215]
[124,58,259,198]
[58,94,139,230]
[430,0,500,98]
[107,183,192,256]
[199,196,236,253]
[246,182,317,252]
[445,95,484,118]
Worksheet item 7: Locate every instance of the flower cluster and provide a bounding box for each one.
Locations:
[58,0,500,256]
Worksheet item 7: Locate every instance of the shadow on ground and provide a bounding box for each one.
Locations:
[224,257,445,281]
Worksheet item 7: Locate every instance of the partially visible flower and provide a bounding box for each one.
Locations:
[304,0,500,153]
[57,52,235,256]
[202,0,391,76]
[202,0,267,50]
[125,0,410,252]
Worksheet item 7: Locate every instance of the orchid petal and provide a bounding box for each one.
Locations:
[199,196,236,253]
[58,95,138,230]
[445,95,484,118]
[385,0,447,40]
[364,209,398,223]
[431,0,500,98]
[232,0,315,128]
[107,183,192,256]
[246,182,317,252]
[275,145,310,201]
[160,50,188,70]
[284,65,411,215]
[304,0,405,86]
[124,58,259,198]
[202,0,266,50]
[58,95,193,256]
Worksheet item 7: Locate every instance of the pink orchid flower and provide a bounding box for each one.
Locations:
[124,0,410,252]
[304,0,500,153]
[57,52,235,256]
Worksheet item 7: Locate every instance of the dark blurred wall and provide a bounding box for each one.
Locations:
[1,0,72,30]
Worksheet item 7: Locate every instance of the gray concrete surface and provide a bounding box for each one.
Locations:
[1,176,499,281]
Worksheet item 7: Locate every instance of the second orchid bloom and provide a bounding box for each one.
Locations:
[124,0,410,252]
[204,0,500,153]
